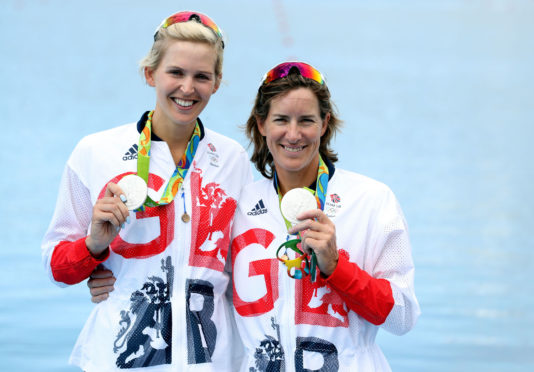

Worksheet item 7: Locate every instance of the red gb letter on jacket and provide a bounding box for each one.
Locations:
[296,277,349,327]
[231,228,279,317]
[101,172,175,259]
[189,169,237,272]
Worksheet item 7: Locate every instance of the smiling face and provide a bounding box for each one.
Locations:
[258,87,329,192]
[145,39,220,136]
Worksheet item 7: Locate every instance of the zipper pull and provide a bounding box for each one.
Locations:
[181,188,190,223]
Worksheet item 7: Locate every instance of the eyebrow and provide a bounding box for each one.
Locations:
[271,113,318,118]
[166,66,215,76]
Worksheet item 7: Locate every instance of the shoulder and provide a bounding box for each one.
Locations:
[330,168,402,217]
[74,122,137,153]
[68,122,138,168]
[201,129,251,172]
[203,128,247,154]
[332,168,393,196]
[233,178,274,231]
[330,168,407,233]
[238,178,271,202]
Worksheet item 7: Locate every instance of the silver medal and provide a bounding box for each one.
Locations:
[117,174,148,210]
[280,188,317,226]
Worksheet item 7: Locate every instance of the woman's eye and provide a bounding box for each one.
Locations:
[197,74,211,80]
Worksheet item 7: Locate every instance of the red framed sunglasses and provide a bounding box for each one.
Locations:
[154,11,224,47]
[261,62,325,86]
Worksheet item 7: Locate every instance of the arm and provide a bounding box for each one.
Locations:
[328,196,420,335]
[50,237,110,285]
[291,191,420,333]
[360,210,420,335]
[325,253,394,326]
[42,165,129,286]
[290,209,394,325]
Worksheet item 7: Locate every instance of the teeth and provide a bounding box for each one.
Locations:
[283,145,304,152]
[174,98,193,107]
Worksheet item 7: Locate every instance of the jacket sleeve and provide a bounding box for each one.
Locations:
[326,254,394,326]
[326,187,420,335]
[41,164,107,286]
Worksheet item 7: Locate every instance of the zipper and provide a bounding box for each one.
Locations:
[282,233,297,372]
[175,184,190,369]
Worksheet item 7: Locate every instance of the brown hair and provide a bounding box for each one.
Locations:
[245,70,342,179]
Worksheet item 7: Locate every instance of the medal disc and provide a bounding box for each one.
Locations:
[181,213,191,223]
[117,174,148,210]
[280,188,317,226]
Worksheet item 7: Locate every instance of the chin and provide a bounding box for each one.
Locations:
[277,161,310,174]
[173,114,197,126]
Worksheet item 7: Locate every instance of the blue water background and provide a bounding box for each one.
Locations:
[1,0,533,371]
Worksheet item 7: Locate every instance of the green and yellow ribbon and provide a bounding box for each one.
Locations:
[275,155,329,282]
[136,110,201,210]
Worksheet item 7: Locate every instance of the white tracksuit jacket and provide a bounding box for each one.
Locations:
[230,166,420,372]
[42,112,252,372]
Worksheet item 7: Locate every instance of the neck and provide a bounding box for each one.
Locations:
[151,109,196,164]
[276,156,320,196]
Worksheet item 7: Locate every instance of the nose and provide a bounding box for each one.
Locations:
[181,76,195,95]
[286,121,301,143]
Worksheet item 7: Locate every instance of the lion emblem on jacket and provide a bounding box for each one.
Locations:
[251,317,285,372]
[113,257,174,368]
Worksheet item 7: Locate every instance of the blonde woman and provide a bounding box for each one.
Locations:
[42,11,251,371]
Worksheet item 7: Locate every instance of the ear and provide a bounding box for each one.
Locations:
[144,67,156,87]
[212,74,222,94]
[256,115,266,136]
[320,112,330,136]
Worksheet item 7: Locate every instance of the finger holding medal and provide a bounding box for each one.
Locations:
[86,182,130,257]
[288,208,339,276]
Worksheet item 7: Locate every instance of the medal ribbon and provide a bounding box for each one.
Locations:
[276,155,329,282]
[136,110,201,210]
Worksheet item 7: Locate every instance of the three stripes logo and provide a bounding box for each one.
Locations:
[123,144,138,161]
[247,199,268,216]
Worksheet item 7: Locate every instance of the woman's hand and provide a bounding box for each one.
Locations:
[88,266,116,303]
[288,209,339,276]
[86,182,130,256]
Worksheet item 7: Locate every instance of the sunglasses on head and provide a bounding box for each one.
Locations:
[261,62,325,86]
[154,11,224,47]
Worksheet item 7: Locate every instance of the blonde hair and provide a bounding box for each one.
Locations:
[140,20,224,80]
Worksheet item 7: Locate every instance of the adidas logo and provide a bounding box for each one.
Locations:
[123,144,138,161]
[247,199,268,216]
